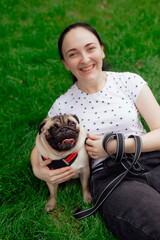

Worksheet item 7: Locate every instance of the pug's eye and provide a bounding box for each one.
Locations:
[68,121,76,127]
[49,124,58,133]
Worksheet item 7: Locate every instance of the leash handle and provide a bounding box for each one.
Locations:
[73,133,142,220]
[120,135,142,174]
[102,133,125,162]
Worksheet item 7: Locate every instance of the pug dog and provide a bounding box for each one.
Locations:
[36,114,92,212]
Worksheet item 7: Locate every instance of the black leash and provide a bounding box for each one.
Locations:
[73,133,142,220]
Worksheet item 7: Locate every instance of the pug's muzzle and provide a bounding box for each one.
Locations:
[46,124,80,151]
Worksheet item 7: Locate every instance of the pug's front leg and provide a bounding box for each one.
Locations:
[80,168,92,204]
[45,182,58,212]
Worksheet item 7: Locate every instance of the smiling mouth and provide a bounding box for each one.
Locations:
[80,64,95,72]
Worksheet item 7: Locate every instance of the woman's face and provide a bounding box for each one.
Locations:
[62,27,105,83]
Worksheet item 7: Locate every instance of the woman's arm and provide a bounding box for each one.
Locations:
[86,84,160,158]
[31,146,75,184]
[125,84,160,153]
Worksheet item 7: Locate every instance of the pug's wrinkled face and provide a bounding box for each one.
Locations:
[38,115,80,151]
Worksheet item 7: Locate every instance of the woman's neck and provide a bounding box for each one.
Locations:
[76,71,107,94]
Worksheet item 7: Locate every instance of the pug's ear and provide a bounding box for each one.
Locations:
[72,115,80,123]
[38,120,46,134]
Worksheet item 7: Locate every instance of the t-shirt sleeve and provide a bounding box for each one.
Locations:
[127,73,147,102]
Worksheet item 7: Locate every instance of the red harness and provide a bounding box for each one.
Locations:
[41,151,78,170]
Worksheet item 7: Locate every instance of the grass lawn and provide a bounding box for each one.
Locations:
[0,0,160,239]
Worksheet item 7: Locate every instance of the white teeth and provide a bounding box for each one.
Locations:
[81,65,94,71]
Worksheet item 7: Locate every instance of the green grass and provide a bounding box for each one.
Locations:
[0,0,160,239]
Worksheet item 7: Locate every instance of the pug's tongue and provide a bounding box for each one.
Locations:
[62,139,75,145]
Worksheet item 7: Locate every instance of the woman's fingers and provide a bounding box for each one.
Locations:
[38,160,75,184]
[40,159,52,167]
[88,133,102,140]
[85,138,93,147]
[85,134,108,159]
[49,167,75,184]
[86,134,103,147]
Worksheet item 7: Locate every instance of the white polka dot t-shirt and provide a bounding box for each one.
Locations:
[48,71,147,138]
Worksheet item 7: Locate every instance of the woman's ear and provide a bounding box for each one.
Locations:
[62,60,70,71]
[101,45,105,59]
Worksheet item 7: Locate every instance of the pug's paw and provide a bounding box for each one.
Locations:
[83,191,92,204]
[45,197,57,212]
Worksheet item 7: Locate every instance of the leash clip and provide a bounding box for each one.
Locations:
[62,159,69,166]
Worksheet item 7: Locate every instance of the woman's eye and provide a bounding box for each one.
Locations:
[88,47,95,51]
[69,52,77,57]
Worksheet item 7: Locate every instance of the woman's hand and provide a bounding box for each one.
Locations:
[85,134,108,159]
[31,146,75,184]
[35,160,75,184]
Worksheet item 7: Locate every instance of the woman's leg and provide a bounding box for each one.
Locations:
[99,179,160,240]
[90,153,160,240]
[140,151,160,193]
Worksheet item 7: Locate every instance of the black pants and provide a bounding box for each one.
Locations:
[90,151,160,240]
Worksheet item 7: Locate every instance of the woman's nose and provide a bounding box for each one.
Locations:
[81,52,90,64]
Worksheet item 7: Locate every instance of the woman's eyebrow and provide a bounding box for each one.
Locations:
[66,48,77,55]
[85,42,97,47]
[65,42,97,55]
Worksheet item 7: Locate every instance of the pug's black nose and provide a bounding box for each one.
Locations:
[60,128,68,132]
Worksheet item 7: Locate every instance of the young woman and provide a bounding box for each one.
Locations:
[31,23,160,240]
